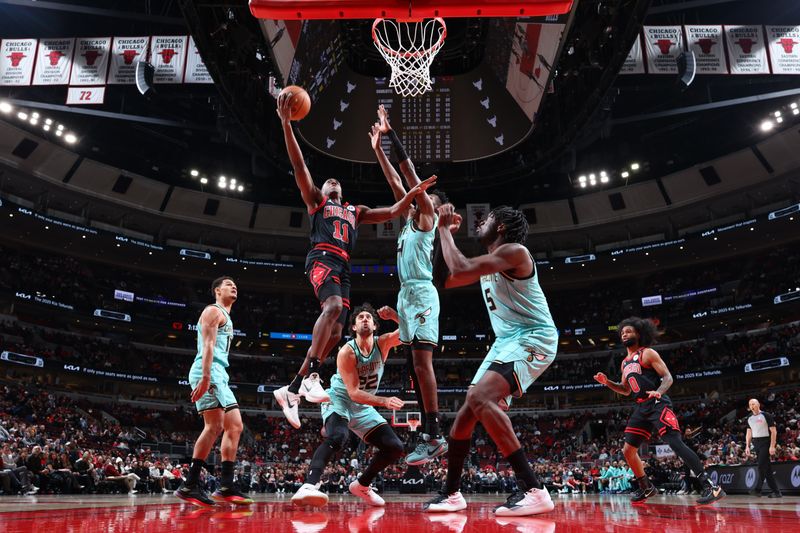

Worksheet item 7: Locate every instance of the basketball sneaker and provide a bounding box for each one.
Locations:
[423,491,467,513]
[349,480,385,506]
[494,516,556,533]
[291,512,328,533]
[406,435,449,466]
[299,373,330,403]
[212,486,254,505]
[174,483,216,508]
[696,484,725,505]
[630,485,658,503]
[274,385,301,429]
[425,512,469,532]
[494,488,554,517]
[347,508,385,533]
[292,483,329,507]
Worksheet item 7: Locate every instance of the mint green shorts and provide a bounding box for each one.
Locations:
[397,281,439,345]
[321,387,388,441]
[188,361,238,413]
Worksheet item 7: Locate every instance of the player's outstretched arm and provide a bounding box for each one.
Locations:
[369,122,407,205]
[593,372,631,396]
[190,306,224,402]
[376,306,402,362]
[643,348,673,398]
[277,92,323,212]
[338,344,404,409]
[357,175,438,225]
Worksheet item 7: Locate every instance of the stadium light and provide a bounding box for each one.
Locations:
[578,175,586,183]
[0,101,12,113]
[774,111,781,117]
[791,103,798,109]
[17,111,28,120]
[794,108,800,116]
[200,177,208,184]
[237,185,244,192]
[190,169,199,177]
[217,181,226,189]
[621,171,630,178]
[229,183,236,190]
[630,162,640,171]
[760,120,774,132]
[777,117,784,123]
[64,133,77,144]
[55,130,63,137]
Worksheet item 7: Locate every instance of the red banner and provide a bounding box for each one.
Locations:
[725,25,770,75]
[766,26,800,75]
[643,26,684,74]
[69,37,112,85]
[0,38,37,86]
[108,36,150,84]
[32,38,74,85]
[151,35,188,84]
[620,35,645,74]
[685,26,727,74]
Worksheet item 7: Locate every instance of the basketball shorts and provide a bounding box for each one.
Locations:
[471,328,558,400]
[397,281,439,347]
[624,395,680,447]
[188,361,238,413]
[305,250,351,325]
[321,387,388,441]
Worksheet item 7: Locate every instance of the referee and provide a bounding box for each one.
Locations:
[745,398,782,498]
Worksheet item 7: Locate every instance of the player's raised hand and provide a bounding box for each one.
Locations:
[409,175,437,196]
[377,306,398,322]
[276,91,293,123]
[368,123,381,151]
[646,391,661,399]
[439,204,462,233]
[593,372,608,385]
[377,104,392,133]
[190,375,211,403]
[437,202,456,229]
[384,396,404,410]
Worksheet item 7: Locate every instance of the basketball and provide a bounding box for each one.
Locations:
[279,85,311,121]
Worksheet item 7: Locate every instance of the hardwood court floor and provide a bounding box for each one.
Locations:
[0,493,797,532]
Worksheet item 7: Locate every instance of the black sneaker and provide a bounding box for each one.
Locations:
[630,485,658,504]
[696,485,725,506]
[212,486,254,505]
[768,492,782,499]
[175,483,216,508]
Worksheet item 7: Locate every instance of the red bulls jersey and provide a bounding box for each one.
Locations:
[309,196,358,258]
[621,348,661,401]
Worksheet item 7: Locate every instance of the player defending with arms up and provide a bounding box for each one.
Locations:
[175,276,252,508]
[424,205,559,516]
[368,105,448,465]
[292,304,406,508]
[593,317,725,506]
[273,92,437,429]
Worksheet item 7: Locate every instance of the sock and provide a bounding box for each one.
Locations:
[185,459,205,487]
[444,438,471,495]
[306,441,338,485]
[220,461,235,489]
[308,357,320,374]
[506,448,542,491]
[425,413,440,439]
[288,373,304,394]
[636,475,653,490]
[697,472,714,488]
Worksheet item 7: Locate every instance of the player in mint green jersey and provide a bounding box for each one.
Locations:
[424,205,558,517]
[175,276,252,508]
[368,105,450,466]
[292,303,406,508]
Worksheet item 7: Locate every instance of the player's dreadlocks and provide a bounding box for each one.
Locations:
[618,316,660,347]
[490,206,529,244]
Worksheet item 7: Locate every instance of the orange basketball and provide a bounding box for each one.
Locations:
[279,85,311,121]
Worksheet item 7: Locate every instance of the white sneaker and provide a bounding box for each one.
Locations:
[423,491,467,513]
[494,516,556,533]
[426,513,469,532]
[495,488,554,517]
[274,385,302,429]
[300,373,330,403]
[291,483,329,508]
[349,480,385,506]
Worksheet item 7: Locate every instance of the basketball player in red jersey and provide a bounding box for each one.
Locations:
[593,317,725,505]
[273,92,437,429]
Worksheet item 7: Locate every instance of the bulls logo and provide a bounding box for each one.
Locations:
[309,262,331,291]
[745,467,757,488]
[8,52,25,67]
[791,465,800,488]
[659,407,680,432]
[779,38,799,54]
[656,39,675,54]
[735,39,755,54]
[46,50,64,66]
[159,48,176,64]
[83,50,101,66]
[121,49,139,65]
[415,307,432,325]
[696,38,716,54]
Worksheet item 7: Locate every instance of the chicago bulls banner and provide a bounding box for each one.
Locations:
[725,25,770,74]
[0,38,37,86]
[619,34,645,74]
[766,26,800,75]
[643,26,683,74]
[108,36,150,84]
[70,37,112,85]
[151,35,188,83]
[185,36,213,83]
[685,25,728,74]
[32,38,74,85]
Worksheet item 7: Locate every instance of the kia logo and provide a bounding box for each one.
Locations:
[791,465,800,488]
[745,467,757,488]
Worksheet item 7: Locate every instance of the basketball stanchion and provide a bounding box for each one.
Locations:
[391,400,422,432]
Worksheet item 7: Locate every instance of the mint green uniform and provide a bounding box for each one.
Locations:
[396,216,439,345]
[188,304,238,412]
[321,336,388,440]
[471,257,559,398]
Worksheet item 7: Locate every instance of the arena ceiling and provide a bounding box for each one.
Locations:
[1,0,799,207]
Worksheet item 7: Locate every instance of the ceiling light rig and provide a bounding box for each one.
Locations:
[2,102,79,145]
[574,162,643,190]
[760,101,799,133]
[191,169,249,195]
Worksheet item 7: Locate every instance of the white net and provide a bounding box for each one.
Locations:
[372,17,447,97]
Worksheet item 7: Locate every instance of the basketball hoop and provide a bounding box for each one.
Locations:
[372,17,447,97]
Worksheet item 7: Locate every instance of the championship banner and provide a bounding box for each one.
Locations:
[32,38,74,85]
[685,26,728,74]
[643,26,684,74]
[766,26,800,75]
[184,36,213,83]
[376,212,400,240]
[0,38,37,86]
[619,35,645,74]
[466,203,490,238]
[725,25,770,75]
[151,35,188,84]
[108,36,150,84]
[69,37,112,85]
